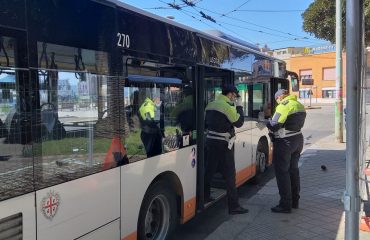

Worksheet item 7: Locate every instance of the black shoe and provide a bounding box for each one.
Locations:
[229,206,249,215]
[292,202,299,209]
[271,205,291,213]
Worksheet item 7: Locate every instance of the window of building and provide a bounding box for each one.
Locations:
[322,89,337,98]
[300,69,313,85]
[323,67,335,81]
[300,69,312,80]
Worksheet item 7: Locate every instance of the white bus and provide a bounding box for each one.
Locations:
[0,1,299,239]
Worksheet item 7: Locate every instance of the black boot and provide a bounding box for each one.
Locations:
[292,201,299,209]
[271,205,291,213]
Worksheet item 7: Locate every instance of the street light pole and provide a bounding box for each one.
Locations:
[335,0,344,143]
[344,0,363,239]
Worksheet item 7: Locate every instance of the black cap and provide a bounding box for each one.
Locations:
[222,84,240,97]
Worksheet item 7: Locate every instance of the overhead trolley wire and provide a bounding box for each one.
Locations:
[217,20,327,45]
[220,0,253,17]
[235,9,305,13]
[155,0,327,46]
[179,7,255,42]
[180,6,325,45]
[193,5,321,41]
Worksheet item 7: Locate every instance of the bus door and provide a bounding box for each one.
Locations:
[0,27,36,239]
[198,66,243,208]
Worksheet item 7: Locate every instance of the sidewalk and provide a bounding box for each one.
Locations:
[205,134,370,240]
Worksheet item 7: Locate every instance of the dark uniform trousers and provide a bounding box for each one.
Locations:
[141,131,162,158]
[205,139,239,210]
[273,133,303,208]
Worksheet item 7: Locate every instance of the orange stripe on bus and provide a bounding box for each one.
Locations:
[122,231,137,240]
[235,165,255,187]
[181,197,196,224]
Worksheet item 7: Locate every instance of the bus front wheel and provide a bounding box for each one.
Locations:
[138,181,177,240]
[251,143,268,184]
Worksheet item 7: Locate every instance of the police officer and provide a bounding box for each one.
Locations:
[170,86,195,147]
[170,86,194,134]
[204,84,248,215]
[262,89,306,213]
[138,97,163,157]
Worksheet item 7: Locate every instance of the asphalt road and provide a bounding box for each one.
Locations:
[174,105,336,240]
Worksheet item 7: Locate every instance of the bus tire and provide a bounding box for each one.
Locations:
[256,144,268,174]
[251,143,268,184]
[138,181,177,240]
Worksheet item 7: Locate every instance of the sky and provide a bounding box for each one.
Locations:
[121,0,330,50]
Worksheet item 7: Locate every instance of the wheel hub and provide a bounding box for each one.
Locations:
[144,194,170,239]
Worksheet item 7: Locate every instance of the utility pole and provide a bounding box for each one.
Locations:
[335,0,344,143]
[344,0,363,239]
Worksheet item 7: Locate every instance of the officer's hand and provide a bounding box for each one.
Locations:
[235,97,243,107]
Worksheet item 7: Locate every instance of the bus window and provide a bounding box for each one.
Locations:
[252,83,269,119]
[0,35,33,201]
[35,42,116,189]
[124,60,194,162]
[291,77,299,92]
[236,83,249,117]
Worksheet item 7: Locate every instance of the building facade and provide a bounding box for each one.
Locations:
[271,45,370,104]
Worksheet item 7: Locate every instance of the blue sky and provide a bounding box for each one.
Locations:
[121,0,330,50]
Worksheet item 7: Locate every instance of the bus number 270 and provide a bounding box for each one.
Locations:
[117,33,130,48]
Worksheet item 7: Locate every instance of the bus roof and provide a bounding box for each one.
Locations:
[108,0,279,61]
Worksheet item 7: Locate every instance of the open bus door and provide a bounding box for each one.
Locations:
[196,66,233,210]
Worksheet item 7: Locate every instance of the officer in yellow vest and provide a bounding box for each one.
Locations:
[170,86,194,147]
[204,84,248,215]
[138,97,162,157]
[263,89,306,213]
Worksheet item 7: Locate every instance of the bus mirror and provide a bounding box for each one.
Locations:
[291,77,299,92]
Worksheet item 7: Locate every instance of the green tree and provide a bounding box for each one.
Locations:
[302,0,370,45]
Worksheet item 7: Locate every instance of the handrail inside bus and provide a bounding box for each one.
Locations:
[127,74,182,85]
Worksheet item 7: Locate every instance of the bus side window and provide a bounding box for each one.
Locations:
[166,85,195,149]
[236,83,249,118]
[252,83,269,119]
[124,62,194,161]
[34,42,123,189]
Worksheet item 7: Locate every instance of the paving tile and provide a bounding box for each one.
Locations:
[204,134,370,240]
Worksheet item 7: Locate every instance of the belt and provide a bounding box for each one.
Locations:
[206,130,236,149]
[206,130,231,141]
[273,129,302,139]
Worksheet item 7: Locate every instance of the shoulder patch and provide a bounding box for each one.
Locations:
[281,100,289,105]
